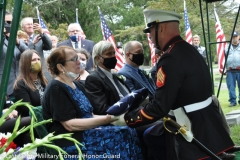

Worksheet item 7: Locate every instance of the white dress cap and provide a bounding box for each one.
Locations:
[143,9,182,24]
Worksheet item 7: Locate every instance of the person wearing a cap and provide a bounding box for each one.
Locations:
[224,31,240,107]
[116,42,124,55]
[192,34,207,61]
[124,9,235,160]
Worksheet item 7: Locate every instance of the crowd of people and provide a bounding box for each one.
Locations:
[1,8,240,160]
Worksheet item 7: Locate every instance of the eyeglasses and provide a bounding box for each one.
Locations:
[69,30,80,33]
[65,56,80,62]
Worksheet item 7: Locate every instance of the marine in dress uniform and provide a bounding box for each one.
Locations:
[124,9,235,160]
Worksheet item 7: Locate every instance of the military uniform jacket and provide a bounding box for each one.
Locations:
[124,36,234,159]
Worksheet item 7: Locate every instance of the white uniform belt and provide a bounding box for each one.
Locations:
[169,97,212,116]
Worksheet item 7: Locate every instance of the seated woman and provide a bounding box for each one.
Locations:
[42,46,142,159]
[75,48,91,84]
[13,49,48,117]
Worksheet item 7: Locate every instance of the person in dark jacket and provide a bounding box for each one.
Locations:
[124,9,236,160]
[13,49,48,117]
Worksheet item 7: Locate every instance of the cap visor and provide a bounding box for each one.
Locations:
[143,27,150,33]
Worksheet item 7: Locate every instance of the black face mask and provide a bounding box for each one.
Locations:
[129,53,144,66]
[99,55,117,69]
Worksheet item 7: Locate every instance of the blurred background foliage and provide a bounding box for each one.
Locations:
[6,0,240,65]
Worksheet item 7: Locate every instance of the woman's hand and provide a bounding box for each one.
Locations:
[110,114,127,126]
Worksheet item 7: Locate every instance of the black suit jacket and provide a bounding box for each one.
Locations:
[85,67,130,115]
[57,38,95,71]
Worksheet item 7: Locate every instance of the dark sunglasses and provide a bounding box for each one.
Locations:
[6,21,11,25]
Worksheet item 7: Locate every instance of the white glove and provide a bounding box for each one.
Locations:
[111,114,127,126]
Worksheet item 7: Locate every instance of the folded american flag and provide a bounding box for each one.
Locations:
[106,88,148,115]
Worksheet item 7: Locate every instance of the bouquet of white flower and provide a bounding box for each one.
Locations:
[0,100,82,160]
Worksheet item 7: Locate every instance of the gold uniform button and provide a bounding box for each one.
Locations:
[131,118,133,121]
[126,120,128,123]
[137,116,140,119]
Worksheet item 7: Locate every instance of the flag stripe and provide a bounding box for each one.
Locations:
[37,8,50,35]
[98,7,124,71]
[144,14,155,66]
[184,0,192,44]
[214,6,226,74]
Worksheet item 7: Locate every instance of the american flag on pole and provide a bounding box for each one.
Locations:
[76,8,86,39]
[97,6,125,71]
[183,0,192,44]
[144,16,156,66]
[36,7,50,35]
[214,5,226,74]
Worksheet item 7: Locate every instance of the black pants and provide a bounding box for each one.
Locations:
[0,116,32,147]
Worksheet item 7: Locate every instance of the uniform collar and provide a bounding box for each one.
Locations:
[162,35,183,51]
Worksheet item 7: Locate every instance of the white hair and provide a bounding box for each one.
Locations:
[92,41,113,66]
[67,23,81,32]
[20,17,33,29]
[193,34,200,40]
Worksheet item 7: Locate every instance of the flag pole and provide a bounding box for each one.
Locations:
[76,8,78,23]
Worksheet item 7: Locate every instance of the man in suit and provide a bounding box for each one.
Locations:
[85,41,158,160]
[20,17,52,81]
[0,11,28,98]
[57,23,95,71]
[118,41,156,100]
[85,41,130,115]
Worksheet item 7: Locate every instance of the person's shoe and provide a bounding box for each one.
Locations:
[225,146,240,153]
[229,103,236,107]
[218,152,235,160]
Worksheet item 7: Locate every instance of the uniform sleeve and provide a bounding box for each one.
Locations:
[48,84,78,122]
[124,54,182,128]
[85,75,111,114]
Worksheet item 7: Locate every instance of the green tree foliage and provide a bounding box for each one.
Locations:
[6,0,240,65]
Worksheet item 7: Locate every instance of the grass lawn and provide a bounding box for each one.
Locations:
[212,64,240,147]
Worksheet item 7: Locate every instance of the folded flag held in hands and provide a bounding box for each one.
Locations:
[106,88,148,115]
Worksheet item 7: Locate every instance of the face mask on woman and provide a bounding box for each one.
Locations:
[30,61,41,73]
[80,60,87,70]
[62,66,79,80]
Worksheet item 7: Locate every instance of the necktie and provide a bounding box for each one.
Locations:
[75,42,79,49]
[113,76,128,96]
[138,69,155,95]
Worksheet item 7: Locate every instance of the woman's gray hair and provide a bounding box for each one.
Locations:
[92,41,113,66]
[75,48,90,61]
